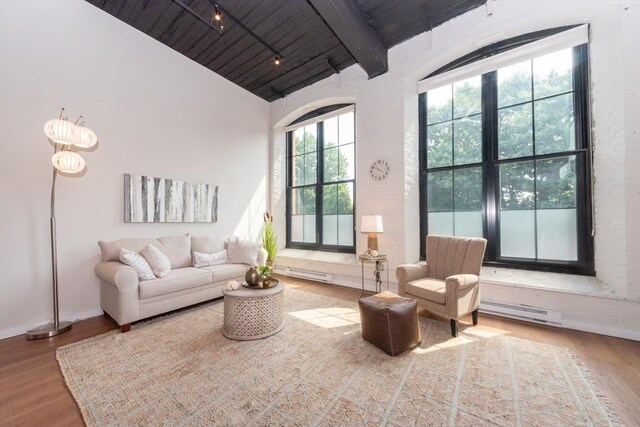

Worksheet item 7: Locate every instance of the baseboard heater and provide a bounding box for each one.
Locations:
[285,267,333,283]
[479,300,562,326]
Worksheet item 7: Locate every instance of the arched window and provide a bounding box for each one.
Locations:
[286,105,356,253]
[418,25,594,275]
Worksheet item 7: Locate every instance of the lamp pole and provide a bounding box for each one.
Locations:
[27,110,96,340]
[27,144,73,339]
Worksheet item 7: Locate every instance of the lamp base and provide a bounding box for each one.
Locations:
[367,233,379,251]
[26,321,72,340]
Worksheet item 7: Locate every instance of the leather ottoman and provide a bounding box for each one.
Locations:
[358,291,422,356]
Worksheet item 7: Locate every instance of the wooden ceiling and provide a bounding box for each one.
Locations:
[87,0,486,102]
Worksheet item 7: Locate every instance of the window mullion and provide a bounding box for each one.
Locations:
[482,72,499,261]
[316,121,324,247]
[530,60,539,260]
[418,93,428,259]
[573,44,594,270]
[286,132,292,248]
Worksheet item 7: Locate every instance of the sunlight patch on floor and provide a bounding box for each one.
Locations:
[415,335,477,354]
[288,307,361,329]
[464,325,509,338]
[413,325,509,354]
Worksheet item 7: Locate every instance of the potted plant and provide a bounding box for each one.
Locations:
[262,211,277,267]
[256,265,272,287]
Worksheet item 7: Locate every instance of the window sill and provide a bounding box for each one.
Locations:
[276,248,358,266]
[480,266,622,299]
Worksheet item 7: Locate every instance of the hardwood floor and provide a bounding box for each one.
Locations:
[1,276,638,426]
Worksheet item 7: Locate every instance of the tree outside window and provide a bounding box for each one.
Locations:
[287,108,355,252]
[421,43,593,274]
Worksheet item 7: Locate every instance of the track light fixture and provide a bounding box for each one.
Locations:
[212,3,224,32]
[173,0,283,66]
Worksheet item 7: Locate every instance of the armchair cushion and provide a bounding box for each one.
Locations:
[405,279,446,305]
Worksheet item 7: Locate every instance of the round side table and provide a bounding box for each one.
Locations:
[222,282,284,340]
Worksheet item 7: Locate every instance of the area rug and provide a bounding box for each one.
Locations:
[57,287,621,426]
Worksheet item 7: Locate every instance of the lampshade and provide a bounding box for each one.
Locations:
[44,119,76,145]
[51,151,85,174]
[73,125,98,148]
[361,215,384,233]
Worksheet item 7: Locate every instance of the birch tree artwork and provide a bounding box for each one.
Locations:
[124,174,218,223]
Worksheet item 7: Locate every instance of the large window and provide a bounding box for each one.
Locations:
[419,27,594,275]
[286,106,355,252]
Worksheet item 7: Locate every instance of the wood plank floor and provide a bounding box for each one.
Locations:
[1,276,639,426]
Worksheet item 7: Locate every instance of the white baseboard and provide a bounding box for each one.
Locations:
[278,270,638,341]
[0,308,104,340]
[561,319,640,341]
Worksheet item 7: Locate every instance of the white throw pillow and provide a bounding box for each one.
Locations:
[226,239,261,265]
[141,244,172,278]
[192,249,227,268]
[119,248,155,281]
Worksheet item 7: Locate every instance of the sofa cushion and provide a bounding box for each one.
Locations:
[193,250,227,267]
[157,235,192,269]
[227,239,261,265]
[191,235,226,254]
[201,264,248,283]
[139,267,213,299]
[98,235,190,268]
[141,244,172,278]
[119,248,155,281]
[405,278,446,305]
[99,238,161,263]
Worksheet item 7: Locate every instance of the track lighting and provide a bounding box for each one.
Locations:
[214,4,222,21]
[274,55,281,65]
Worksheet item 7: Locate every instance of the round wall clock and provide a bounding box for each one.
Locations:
[369,160,390,181]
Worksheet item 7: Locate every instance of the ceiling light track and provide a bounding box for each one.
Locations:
[171,0,224,35]
[206,1,283,65]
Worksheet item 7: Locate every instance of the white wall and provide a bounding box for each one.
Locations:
[0,0,270,338]
[270,0,640,339]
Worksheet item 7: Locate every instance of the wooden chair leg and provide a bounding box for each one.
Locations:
[450,319,458,337]
[472,309,479,325]
[120,323,131,333]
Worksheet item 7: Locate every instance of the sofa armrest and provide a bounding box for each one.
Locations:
[395,262,429,296]
[95,261,139,290]
[257,248,268,266]
[445,274,480,319]
[95,261,140,326]
[445,274,479,291]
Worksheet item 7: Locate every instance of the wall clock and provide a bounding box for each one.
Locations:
[369,160,390,181]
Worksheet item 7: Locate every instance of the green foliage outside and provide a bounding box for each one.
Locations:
[291,131,354,217]
[426,55,576,213]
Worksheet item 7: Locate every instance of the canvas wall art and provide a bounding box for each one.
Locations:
[124,174,218,223]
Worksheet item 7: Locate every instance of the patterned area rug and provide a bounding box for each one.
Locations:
[57,287,620,426]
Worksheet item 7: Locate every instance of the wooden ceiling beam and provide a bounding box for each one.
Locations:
[307,0,387,78]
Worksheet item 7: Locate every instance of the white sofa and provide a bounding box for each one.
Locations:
[95,234,267,332]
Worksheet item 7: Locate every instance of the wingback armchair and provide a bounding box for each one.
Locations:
[396,235,487,337]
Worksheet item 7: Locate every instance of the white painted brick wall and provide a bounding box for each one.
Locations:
[270,0,640,337]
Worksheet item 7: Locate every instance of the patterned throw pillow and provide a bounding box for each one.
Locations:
[192,249,227,268]
[141,244,172,278]
[119,248,156,281]
[226,239,261,265]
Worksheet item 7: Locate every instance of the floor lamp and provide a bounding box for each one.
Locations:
[27,108,98,340]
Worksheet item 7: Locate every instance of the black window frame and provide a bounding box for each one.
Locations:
[285,105,356,253]
[419,28,595,276]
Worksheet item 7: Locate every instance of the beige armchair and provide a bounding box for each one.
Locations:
[396,235,487,337]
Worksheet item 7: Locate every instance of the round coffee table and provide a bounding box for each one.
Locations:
[222,282,284,340]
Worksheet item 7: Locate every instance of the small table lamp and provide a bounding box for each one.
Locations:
[361,215,384,251]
